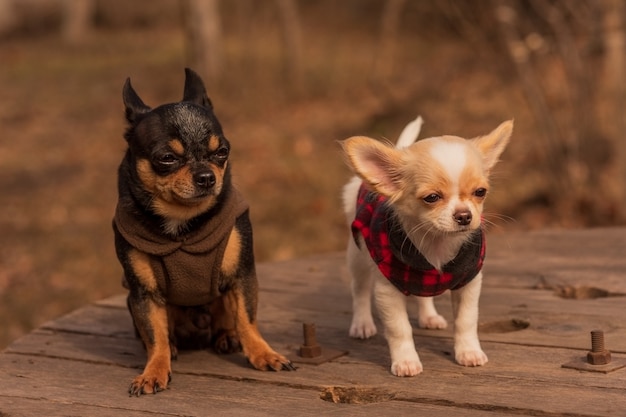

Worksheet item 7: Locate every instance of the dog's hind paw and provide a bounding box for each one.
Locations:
[349,318,377,339]
[418,314,448,330]
[455,349,488,367]
[212,329,241,354]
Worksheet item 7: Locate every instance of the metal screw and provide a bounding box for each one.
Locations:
[587,329,611,365]
[299,323,322,358]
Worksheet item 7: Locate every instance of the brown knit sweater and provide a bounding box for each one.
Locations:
[113,189,249,306]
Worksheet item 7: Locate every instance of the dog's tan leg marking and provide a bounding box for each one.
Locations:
[220,228,241,277]
[131,303,171,394]
[225,290,291,371]
[451,272,487,367]
[127,250,171,395]
[128,249,158,292]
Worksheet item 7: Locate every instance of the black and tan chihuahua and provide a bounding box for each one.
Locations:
[113,68,294,396]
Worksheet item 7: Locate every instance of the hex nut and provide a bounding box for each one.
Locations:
[300,345,322,358]
[587,350,611,365]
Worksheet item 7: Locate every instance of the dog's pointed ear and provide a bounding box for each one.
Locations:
[341,136,404,201]
[471,120,513,173]
[182,68,213,109]
[122,78,151,123]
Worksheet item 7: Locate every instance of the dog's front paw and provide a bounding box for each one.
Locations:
[418,314,448,330]
[391,358,423,377]
[248,349,296,372]
[455,349,488,367]
[349,317,377,339]
[213,329,241,354]
[128,371,171,396]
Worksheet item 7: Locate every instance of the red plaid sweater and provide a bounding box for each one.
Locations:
[351,186,485,297]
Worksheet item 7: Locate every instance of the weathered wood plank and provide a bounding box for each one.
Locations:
[0,354,525,417]
[4,328,146,367]
[2,338,625,416]
[35,288,626,357]
[11,326,626,391]
[5,313,626,413]
[483,227,626,294]
[31,281,626,356]
[39,304,136,339]
[0,398,170,417]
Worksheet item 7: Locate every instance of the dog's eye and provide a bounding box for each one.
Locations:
[474,188,487,198]
[215,147,229,159]
[216,148,228,158]
[423,193,441,204]
[157,153,178,165]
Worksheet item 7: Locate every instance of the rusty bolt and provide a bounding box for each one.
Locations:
[587,329,611,365]
[299,323,322,358]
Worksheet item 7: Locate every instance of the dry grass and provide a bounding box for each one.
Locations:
[0,2,621,348]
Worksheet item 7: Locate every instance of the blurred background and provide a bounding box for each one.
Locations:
[1,0,624,348]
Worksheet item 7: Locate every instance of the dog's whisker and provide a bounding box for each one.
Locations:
[483,212,516,224]
[401,220,433,253]
[481,212,516,232]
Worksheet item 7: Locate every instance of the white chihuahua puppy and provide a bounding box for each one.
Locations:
[341,116,512,376]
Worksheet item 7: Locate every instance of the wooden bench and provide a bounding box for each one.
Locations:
[1,228,625,416]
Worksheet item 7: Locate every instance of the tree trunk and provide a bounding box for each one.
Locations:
[371,0,406,85]
[183,0,223,84]
[600,0,626,218]
[62,0,95,43]
[275,0,303,92]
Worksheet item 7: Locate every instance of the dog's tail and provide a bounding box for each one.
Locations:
[395,116,423,149]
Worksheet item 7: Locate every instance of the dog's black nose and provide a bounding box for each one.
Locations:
[454,210,472,226]
[194,171,216,189]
